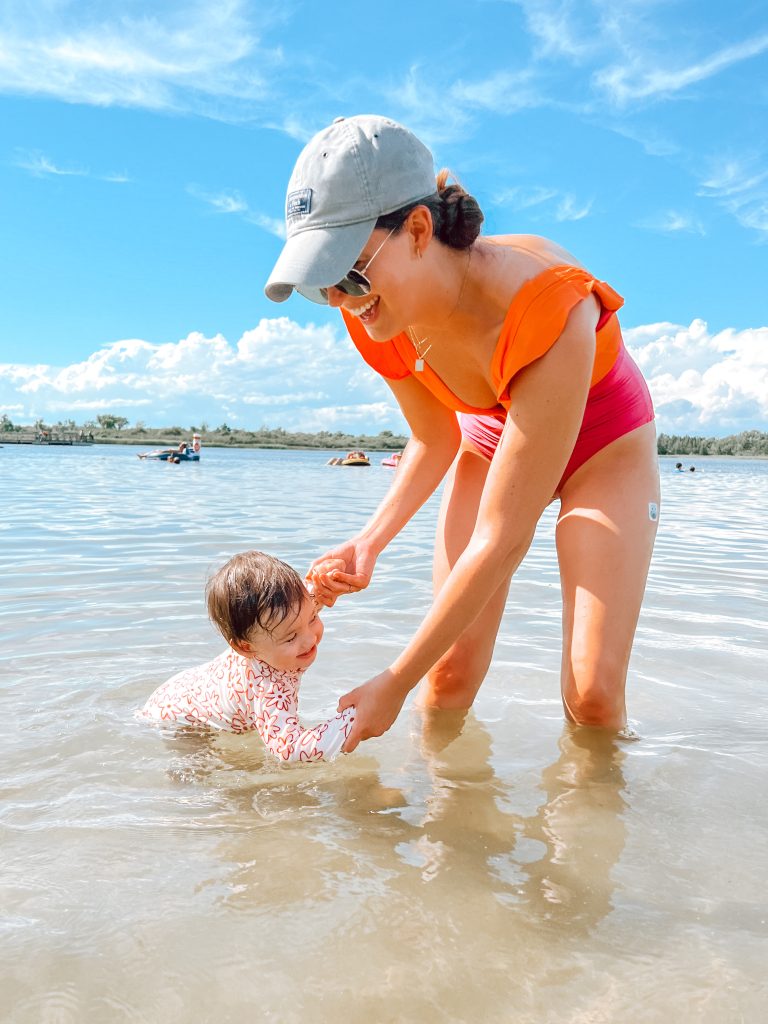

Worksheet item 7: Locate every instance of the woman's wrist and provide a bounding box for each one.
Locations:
[387,661,420,697]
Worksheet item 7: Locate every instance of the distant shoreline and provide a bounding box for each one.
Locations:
[3,438,766,459]
[2,421,767,457]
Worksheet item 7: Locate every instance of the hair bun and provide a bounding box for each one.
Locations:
[374,167,484,249]
[435,175,484,249]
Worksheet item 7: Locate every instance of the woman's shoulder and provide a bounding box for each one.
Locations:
[478,234,606,313]
[483,233,586,274]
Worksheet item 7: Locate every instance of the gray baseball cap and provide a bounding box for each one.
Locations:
[264,114,436,304]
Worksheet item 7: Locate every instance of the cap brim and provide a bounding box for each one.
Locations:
[264,220,376,304]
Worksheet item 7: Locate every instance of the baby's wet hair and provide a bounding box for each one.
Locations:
[206,550,308,647]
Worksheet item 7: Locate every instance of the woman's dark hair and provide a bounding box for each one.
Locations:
[206,550,307,646]
[375,168,484,250]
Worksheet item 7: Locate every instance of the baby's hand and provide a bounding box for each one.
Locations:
[306,558,346,608]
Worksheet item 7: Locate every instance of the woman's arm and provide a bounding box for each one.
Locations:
[339,298,599,748]
[310,376,462,600]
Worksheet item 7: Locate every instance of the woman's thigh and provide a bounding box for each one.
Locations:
[555,421,660,728]
[421,441,515,707]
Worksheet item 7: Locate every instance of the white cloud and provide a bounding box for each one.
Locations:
[625,319,768,433]
[0,317,407,433]
[2,315,766,437]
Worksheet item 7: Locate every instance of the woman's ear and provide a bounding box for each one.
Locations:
[407,205,435,257]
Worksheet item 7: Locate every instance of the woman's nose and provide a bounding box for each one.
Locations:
[325,286,345,308]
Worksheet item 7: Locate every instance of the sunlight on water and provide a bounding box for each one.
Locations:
[1,445,766,1022]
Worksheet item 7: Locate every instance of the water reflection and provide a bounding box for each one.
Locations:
[408,711,628,935]
[162,710,628,939]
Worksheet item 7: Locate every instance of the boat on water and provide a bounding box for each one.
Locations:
[327,450,371,467]
[138,434,202,463]
[381,452,402,468]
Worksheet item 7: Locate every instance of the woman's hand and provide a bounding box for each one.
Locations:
[307,539,377,607]
[337,669,410,753]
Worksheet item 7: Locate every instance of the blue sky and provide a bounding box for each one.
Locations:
[1,0,766,436]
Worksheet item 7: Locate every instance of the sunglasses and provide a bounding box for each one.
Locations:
[320,226,398,300]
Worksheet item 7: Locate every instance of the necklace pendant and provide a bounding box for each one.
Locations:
[415,357,425,372]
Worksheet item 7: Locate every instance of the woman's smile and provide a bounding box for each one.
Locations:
[349,295,380,323]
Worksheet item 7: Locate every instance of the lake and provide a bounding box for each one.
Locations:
[1,443,766,1023]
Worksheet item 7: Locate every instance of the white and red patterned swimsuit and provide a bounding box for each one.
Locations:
[139,649,354,762]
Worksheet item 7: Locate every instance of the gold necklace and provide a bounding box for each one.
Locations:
[407,250,472,372]
[409,331,433,372]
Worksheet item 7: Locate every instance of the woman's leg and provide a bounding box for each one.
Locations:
[555,421,660,729]
[418,441,519,709]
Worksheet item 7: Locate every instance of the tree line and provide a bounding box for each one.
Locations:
[0,414,408,451]
[656,430,768,456]
[2,414,767,455]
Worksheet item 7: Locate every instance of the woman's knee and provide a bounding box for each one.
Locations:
[422,643,490,708]
[562,650,628,729]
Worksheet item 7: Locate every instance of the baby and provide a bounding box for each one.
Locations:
[139,550,355,762]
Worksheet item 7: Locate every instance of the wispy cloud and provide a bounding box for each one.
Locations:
[507,0,603,62]
[698,157,768,239]
[0,1,278,119]
[15,151,88,177]
[187,185,286,238]
[385,65,474,149]
[497,184,592,221]
[555,195,592,221]
[498,185,559,209]
[638,210,706,235]
[450,69,543,112]
[595,31,768,105]
[14,149,131,183]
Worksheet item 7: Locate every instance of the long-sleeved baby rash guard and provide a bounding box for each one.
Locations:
[139,649,354,762]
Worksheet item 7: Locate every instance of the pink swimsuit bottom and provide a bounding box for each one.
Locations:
[458,345,654,493]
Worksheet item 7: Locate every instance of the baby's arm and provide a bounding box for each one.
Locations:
[254,671,355,762]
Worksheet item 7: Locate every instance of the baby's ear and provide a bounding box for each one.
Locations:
[230,638,254,657]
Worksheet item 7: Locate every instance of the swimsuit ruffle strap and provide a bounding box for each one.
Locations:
[491,266,625,403]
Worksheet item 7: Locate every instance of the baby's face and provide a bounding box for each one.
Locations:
[244,595,324,673]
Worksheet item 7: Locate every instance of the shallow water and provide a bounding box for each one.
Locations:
[1,444,766,1023]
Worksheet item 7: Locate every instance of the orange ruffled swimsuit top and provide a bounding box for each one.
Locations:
[341,264,625,417]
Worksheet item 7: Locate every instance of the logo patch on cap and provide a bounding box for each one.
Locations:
[287,188,312,219]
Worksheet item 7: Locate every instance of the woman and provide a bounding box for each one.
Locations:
[265,115,659,751]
